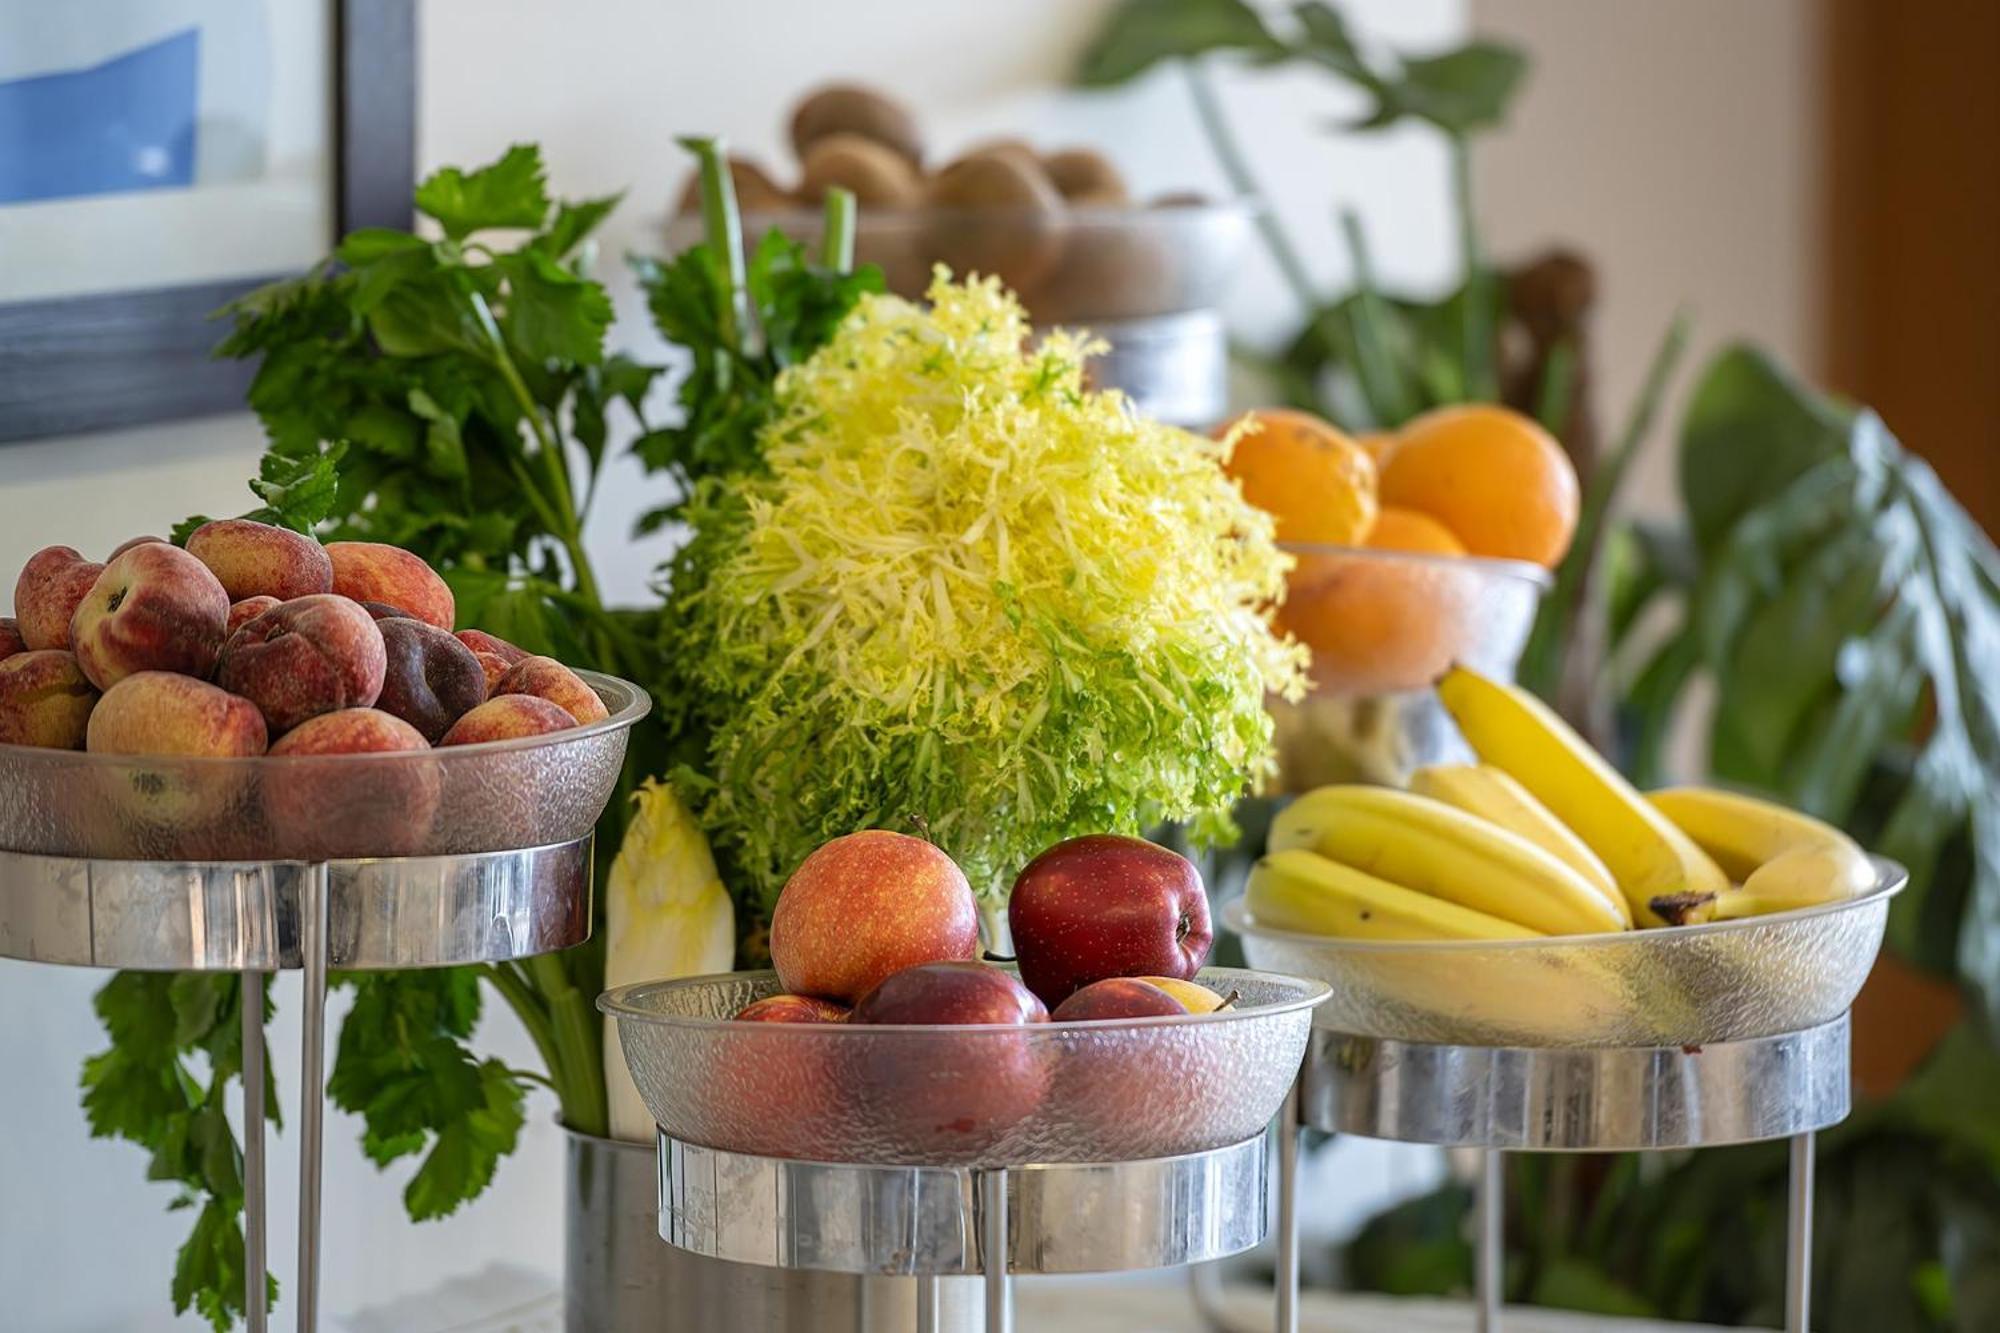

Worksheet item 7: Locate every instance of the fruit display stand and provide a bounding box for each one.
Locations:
[1230,862,1905,1333]
[602,966,1329,1332]
[0,672,649,1333]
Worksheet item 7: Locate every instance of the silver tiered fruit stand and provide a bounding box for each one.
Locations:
[602,965,1330,1332]
[1233,862,1906,1333]
[0,671,647,1333]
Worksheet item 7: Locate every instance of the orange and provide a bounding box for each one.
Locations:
[1365,506,1466,556]
[1357,432,1400,470]
[1276,552,1472,696]
[1379,404,1579,567]
[1217,408,1377,546]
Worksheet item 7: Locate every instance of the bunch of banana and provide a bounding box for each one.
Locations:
[1242,664,1880,945]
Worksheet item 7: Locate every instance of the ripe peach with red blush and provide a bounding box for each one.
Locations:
[265,708,439,856]
[0,617,24,660]
[735,995,849,1023]
[374,619,487,743]
[85,672,268,846]
[69,543,230,690]
[227,597,280,636]
[87,672,268,759]
[14,546,106,651]
[185,519,334,602]
[0,650,99,749]
[438,693,575,746]
[216,594,386,735]
[327,542,454,630]
[493,655,608,725]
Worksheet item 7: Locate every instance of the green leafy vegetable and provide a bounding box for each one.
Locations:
[666,272,1308,919]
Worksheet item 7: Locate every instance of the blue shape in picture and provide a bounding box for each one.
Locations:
[0,27,200,206]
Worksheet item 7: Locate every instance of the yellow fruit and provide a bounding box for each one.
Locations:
[1270,784,1627,935]
[1648,786,1875,913]
[1365,506,1467,556]
[1381,404,1579,567]
[1245,848,1538,941]
[1139,977,1226,1012]
[1436,664,1728,927]
[1218,407,1377,546]
[1410,763,1630,927]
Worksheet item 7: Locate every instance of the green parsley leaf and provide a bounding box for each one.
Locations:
[414,144,551,239]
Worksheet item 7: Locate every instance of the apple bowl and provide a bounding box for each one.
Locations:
[600,965,1328,1166]
[1226,858,1905,1048]
[0,671,648,861]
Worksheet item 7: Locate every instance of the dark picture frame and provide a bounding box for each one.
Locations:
[0,0,415,444]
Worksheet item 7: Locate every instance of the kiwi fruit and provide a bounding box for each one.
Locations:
[1042,147,1129,207]
[790,84,924,170]
[673,156,792,216]
[922,148,1067,296]
[799,132,923,210]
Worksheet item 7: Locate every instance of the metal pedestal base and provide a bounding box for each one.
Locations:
[1,838,595,1333]
[1275,1015,1853,1333]
[657,1131,1273,1332]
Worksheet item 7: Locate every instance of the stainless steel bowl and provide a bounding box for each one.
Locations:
[1228,858,1904,1047]
[601,965,1327,1167]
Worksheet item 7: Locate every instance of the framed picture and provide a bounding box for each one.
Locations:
[0,0,415,443]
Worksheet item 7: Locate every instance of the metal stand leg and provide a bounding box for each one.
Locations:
[1786,1132,1815,1333]
[1277,1076,1301,1333]
[1476,1150,1503,1333]
[296,862,330,1333]
[242,969,266,1333]
[980,1168,1010,1333]
[916,1274,941,1333]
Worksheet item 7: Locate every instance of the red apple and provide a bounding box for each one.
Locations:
[735,994,849,1023]
[769,831,979,1003]
[850,962,1050,1158]
[1007,834,1213,1007]
[1050,977,1188,1022]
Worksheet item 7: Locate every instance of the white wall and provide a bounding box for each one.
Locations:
[0,2,1468,1327]
[1470,0,1826,518]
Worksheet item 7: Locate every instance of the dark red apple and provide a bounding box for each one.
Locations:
[769,831,980,1003]
[1050,977,1188,1022]
[735,994,849,1023]
[850,963,1049,1159]
[1007,834,1213,1007]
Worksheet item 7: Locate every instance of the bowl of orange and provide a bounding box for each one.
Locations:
[1218,403,1574,786]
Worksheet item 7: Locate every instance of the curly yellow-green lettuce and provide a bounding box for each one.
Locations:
[669,271,1308,914]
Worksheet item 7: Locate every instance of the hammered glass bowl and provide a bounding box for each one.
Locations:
[0,671,648,861]
[1268,543,1549,790]
[1227,858,1905,1048]
[602,965,1328,1167]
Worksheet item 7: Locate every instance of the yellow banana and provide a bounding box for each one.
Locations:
[1436,664,1727,927]
[1648,786,1875,917]
[1245,848,1538,941]
[1410,763,1632,927]
[1270,785,1628,935]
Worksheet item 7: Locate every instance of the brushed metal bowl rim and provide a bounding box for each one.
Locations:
[599,964,1330,1033]
[0,668,649,765]
[1278,540,1554,590]
[1224,854,1906,955]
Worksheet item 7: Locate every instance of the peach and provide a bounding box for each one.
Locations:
[375,618,487,743]
[359,601,416,622]
[14,546,105,651]
[327,542,454,630]
[86,671,268,758]
[185,519,334,602]
[492,655,608,725]
[457,630,527,693]
[438,693,575,746]
[69,543,230,690]
[0,617,23,660]
[226,596,281,636]
[216,594,386,735]
[108,535,168,559]
[265,708,439,857]
[0,650,99,749]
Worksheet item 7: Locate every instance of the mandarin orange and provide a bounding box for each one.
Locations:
[1217,408,1376,546]
[1365,506,1466,556]
[1379,405,1578,566]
